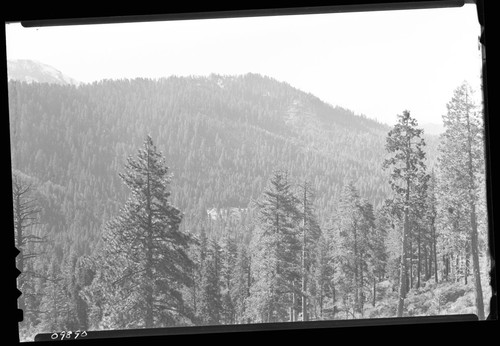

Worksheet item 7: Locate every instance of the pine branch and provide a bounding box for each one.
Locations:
[112,268,147,287]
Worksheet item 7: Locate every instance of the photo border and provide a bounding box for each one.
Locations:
[2,0,497,344]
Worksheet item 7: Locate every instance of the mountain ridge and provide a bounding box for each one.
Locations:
[7,73,439,250]
[7,59,81,86]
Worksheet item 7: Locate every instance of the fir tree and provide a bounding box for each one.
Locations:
[96,135,194,328]
[369,206,388,306]
[232,242,251,324]
[336,182,372,316]
[310,232,335,319]
[424,170,439,283]
[220,232,238,324]
[246,169,300,323]
[38,257,71,332]
[296,181,321,321]
[12,171,44,315]
[198,238,223,325]
[437,82,486,319]
[382,110,429,317]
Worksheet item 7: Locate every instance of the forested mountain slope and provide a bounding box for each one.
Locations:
[8,74,418,255]
[11,73,491,343]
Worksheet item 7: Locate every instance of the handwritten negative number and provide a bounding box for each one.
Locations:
[50,330,87,340]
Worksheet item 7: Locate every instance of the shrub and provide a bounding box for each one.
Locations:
[438,284,467,306]
[376,280,396,301]
[447,292,476,314]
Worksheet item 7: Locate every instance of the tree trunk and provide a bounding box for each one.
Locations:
[144,145,154,328]
[359,252,364,316]
[409,237,413,290]
[463,90,485,320]
[353,221,359,315]
[469,203,485,319]
[397,138,412,317]
[423,243,430,281]
[372,277,376,307]
[433,224,439,283]
[331,277,336,307]
[192,276,197,317]
[417,226,421,289]
[397,209,409,317]
[431,224,438,283]
[301,185,308,321]
[15,194,25,313]
[464,239,470,285]
[448,255,452,281]
[442,255,447,281]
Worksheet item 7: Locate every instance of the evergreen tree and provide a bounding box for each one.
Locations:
[12,171,43,315]
[38,257,72,332]
[296,180,321,321]
[246,169,300,323]
[198,238,223,325]
[73,256,95,330]
[310,232,335,319]
[186,229,204,323]
[382,110,429,317]
[424,170,439,283]
[369,206,388,307]
[437,82,486,319]
[96,135,194,328]
[232,242,251,324]
[220,232,238,324]
[336,182,372,316]
[407,171,429,290]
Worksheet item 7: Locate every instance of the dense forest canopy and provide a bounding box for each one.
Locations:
[8,74,489,342]
[9,74,415,248]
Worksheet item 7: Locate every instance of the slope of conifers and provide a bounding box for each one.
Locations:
[8,73,432,257]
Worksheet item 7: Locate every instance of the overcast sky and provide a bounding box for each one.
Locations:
[5,4,482,127]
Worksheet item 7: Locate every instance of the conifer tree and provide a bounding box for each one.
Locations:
[336,183,372,316]
[12,171,43,315]
[73,256,94,330]
[199,238,223,325]
[311,232,335,319]
[437,82,486,319]
[97,135,194,328]
[246,169,300,323]
[296,181,321,321]
[220,232,238,324]
[39,257,71,332]
[424,170,439,283]
[369,206,388,306]
[186,229,205,323]
[382,110,429,317]
[232,242,251,324]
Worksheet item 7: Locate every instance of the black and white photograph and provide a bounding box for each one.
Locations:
[5,2,493,342]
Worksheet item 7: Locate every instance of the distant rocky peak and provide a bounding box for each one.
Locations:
[7,59,81,86]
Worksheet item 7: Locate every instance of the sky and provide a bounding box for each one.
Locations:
[5,4,482,127]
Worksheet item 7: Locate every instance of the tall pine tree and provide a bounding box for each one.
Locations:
[12,171,43,316]
[246,169,300,323]
[336,182,373,317]
[437,82,486,319]
[382,110,429,317]
[296,181,321,321]
[198,237,223,325]
[232,242,251,324]
[96,135,194,328]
